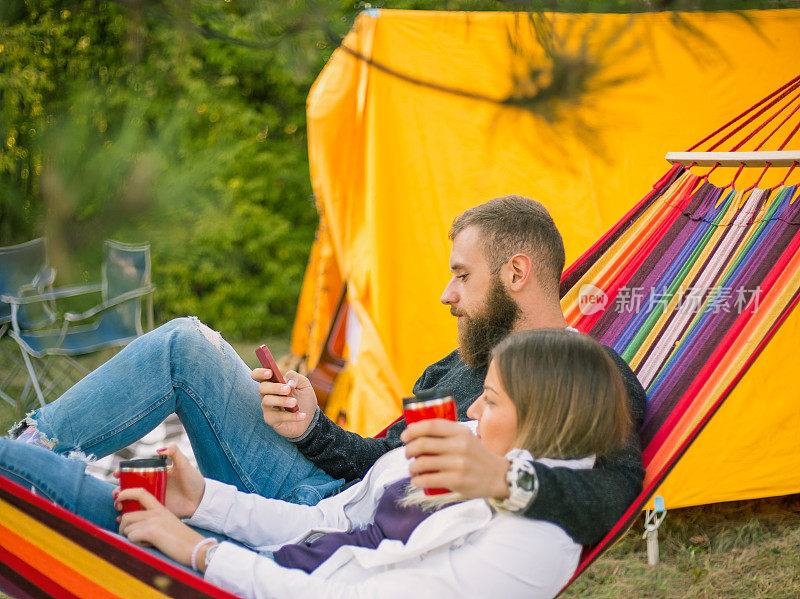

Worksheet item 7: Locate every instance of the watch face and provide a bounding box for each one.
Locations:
[518,469,535,492]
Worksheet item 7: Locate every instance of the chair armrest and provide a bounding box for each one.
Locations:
[1,283,104,305]
[15,267,57,296]
[63,285,155,323]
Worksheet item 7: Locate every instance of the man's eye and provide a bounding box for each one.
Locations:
[457,274,469,281]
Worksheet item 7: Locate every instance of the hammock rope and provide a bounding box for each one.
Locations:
[688,73,800,152]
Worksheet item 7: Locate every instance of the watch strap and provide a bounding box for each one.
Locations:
[491,449,538,513]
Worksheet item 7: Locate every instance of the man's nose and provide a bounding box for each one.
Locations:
[441,279,457,305]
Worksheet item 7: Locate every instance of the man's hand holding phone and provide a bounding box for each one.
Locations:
[252,345,318,439]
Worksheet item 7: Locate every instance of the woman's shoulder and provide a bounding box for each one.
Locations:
[452,507,581,597]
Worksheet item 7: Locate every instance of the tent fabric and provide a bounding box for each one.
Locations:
[0,474,239,599]
[295,8,800,509]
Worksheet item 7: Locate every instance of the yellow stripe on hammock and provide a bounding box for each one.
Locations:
[0,497,171,598]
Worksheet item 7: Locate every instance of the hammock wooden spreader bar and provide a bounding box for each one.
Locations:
[666,151,800,166]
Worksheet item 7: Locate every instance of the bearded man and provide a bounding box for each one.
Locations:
[10,195,645,546]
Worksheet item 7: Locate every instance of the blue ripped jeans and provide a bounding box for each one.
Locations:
[8,317,343,508]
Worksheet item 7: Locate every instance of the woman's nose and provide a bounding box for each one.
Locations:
[466,398,482,420]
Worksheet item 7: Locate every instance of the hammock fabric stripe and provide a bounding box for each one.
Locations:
[555,74,800,593]
[644,187,800,440]
[565,177,799,443]
[0,520,114,598]
[560,165,685,294]
[589,181,714,342]
[645,221,800,467]
[0,474,240,598]
[569,286,800,585]
[559,126,800,592]
[0,542,79,599]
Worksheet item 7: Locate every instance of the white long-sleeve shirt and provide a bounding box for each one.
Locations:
[188,441,591,599]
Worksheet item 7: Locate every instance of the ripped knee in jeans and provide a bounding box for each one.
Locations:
[188,316,226,357]
[8,414,57,450]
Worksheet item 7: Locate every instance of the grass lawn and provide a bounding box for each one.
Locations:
[1,334,799,596]
[564,495,800,597]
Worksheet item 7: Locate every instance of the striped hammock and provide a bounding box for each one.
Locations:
[0,472,237,598]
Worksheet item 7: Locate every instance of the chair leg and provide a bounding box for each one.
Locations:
[18,346,46,408]
[147,295,154,332]
[0,387,17,407]
[0,360,23,407]
[63,355,90,375]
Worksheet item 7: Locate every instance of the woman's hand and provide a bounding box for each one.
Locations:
[401,420,510,500]
[116,487,206,568]
[157,444,206,518]
[112,444,205,519]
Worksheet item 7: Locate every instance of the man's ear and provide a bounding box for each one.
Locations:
[503,253,533,291]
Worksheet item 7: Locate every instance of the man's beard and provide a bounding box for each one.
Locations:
[455,276,521,370]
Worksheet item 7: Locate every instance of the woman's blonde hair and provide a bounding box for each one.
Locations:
[494,328,631,460]
[404,329,632,510]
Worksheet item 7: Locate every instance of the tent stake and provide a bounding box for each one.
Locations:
[643,495,667,566]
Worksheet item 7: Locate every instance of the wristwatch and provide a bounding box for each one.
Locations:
[492,449,538,512]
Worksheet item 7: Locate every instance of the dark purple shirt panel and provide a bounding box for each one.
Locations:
[273,478,431,573]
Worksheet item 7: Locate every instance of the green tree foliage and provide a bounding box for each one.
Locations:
[1,0,794,338]
[1,0,334,337]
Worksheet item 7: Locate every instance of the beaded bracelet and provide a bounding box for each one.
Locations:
[191,537,218,571]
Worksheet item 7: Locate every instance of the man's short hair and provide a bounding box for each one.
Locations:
[450,195,565,297]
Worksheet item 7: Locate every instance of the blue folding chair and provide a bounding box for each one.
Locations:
[2,240,154,407]
[0,238,57,334]
[0,239,60,407]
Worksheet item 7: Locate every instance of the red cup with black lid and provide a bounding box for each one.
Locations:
[403,388,456,495]
[118,456,168,513]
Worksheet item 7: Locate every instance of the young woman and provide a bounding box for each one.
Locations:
[0,329,631,598]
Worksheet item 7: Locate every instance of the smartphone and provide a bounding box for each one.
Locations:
[255,345,298,412]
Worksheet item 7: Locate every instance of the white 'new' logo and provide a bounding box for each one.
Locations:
[578,284,608,316]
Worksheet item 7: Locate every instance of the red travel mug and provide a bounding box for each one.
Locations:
[118,456,168,513]
[403,388,457,495]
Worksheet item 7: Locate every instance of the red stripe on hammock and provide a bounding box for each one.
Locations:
[0,541,81,599]
[573,176,699,333]
[560,165,682,295]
